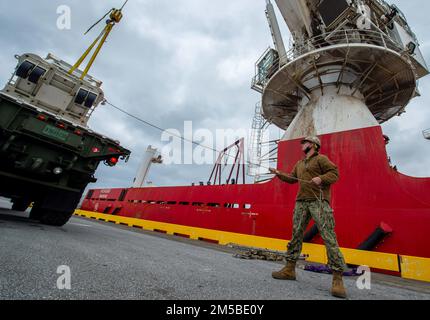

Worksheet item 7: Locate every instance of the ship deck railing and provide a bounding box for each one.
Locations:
[252,28,403,91]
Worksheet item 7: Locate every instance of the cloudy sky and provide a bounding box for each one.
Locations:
[0,0,429,190]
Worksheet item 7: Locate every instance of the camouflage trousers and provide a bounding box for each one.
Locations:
[285,200,347,272]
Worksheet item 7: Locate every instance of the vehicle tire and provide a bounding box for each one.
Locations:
[12,199,32,212]
[39,210,73,227]
[29,207,43,220]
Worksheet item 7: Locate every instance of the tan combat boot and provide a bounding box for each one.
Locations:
[272,261,296,280]
[331,271,347,299]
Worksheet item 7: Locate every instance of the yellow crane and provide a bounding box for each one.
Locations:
[69,0,128,80]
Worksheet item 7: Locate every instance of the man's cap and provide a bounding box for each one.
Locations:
[301,136,321,148]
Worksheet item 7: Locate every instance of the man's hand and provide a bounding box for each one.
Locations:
[269,168,279,175]
[312,177,323,186]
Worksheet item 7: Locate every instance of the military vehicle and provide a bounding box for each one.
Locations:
[0,6,131,226]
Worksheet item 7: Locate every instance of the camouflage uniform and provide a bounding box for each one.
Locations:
[276,152,346,272]
[286,200,346,272]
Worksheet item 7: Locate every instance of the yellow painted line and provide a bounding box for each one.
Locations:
[400,255,430,282]
[342,248,399,272]
[74,209,430,281]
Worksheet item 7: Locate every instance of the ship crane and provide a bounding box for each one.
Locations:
[209,139,246,186]
[133,146,163,188]
[253,0,428,137]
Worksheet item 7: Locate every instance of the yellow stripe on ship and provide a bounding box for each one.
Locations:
[74,210,430,282]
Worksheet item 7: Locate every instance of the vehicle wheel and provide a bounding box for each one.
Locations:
[29,207,43,220]
[39,210,73,227]
[12,199,32,212]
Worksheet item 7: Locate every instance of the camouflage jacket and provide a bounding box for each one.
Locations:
[276,152,339,202]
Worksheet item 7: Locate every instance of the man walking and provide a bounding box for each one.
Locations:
[269,136,347,298]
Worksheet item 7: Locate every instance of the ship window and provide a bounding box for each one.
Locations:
[28,66,46,84]
[318,0,350,27]
[16,60,36,79]
[224,203,240,209]
[207,203,221,207]
[192,202,205,207]
[75,88,89,105]
[84,92,98,108]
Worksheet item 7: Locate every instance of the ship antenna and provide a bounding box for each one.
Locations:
[68,0,128,80]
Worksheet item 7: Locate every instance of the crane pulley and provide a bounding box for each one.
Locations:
[69,0,128,80]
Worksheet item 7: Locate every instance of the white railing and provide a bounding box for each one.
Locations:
[252,29,404,90]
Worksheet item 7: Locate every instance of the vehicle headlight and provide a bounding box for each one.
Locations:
[53,167,63,175]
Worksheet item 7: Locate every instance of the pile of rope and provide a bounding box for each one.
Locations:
[228,244,307,262]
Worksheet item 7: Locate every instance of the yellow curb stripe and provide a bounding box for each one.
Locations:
[74,210,430,282]
[400,255,430,282]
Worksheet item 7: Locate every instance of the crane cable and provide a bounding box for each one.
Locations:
[69,0,129,79]
[104,100,317,186]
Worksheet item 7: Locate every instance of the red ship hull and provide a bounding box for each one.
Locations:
[82,126,430,259]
